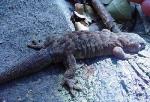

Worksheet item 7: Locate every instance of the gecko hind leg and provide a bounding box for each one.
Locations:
[62,54,81,96]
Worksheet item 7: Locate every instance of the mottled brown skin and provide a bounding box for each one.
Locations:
[0,29,146,94]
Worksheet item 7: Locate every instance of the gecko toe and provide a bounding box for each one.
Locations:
[62,78,82,97]
[62,78,82,91]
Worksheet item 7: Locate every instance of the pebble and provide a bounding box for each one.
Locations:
[0,40,3,44]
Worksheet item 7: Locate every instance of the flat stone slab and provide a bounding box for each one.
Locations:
[0,0,150,102]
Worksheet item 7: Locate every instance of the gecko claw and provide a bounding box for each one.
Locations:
[63,78,81,90]
[62,78,82,96]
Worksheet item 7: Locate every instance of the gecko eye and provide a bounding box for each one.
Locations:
[138,44,141,48]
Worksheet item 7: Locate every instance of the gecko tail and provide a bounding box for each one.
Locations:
[0,49,52,84]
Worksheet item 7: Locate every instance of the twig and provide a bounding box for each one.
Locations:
[91,0,121,33]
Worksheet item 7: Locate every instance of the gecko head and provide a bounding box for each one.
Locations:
[119,32,146,53]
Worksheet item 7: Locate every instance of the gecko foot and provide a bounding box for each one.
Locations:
[62,78,82,97]
[124,54,138,60]
[27,40,44,50]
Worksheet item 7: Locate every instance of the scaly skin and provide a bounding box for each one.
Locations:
[0,49,52,84]
[0,29,146,94]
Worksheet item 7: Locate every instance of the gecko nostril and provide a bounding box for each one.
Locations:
[140,43,146,50]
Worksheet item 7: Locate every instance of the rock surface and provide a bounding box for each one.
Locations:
[0,0,150,102]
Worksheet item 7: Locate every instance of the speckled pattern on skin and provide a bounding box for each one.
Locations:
[0,28,146,99]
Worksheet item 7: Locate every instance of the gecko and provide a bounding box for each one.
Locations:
[0,29,146,94]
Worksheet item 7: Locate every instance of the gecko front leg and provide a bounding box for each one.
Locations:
[27,40,45,50]
[113,46,135,60]
[62,54,81,96]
